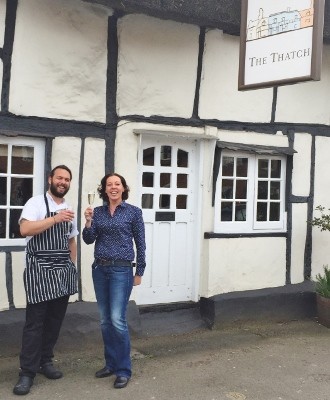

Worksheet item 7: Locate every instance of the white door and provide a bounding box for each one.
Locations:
[136,135,198,305]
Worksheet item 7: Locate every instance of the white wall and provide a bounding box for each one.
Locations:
[311,136,330,277]
[0,0,5,112]
[205,237,286,297]
[80,137,105,301]
[291,203,308,284]
[276,45,330,124]
[0,253,8,310]
[117,14,200,118]
[9,0,110,122]
[292,133,312,197]
[11,252,26,308]
[0,0,5,48]
[199,29,274,122]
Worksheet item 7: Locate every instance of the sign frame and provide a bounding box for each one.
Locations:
[238,0,325,91]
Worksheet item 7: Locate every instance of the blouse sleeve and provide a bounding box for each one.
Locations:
[132,207,146,276]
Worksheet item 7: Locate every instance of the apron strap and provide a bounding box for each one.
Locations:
[44,193,50,217]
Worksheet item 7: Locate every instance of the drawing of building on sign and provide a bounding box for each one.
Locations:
[247,1,314,41]
[247,8,268,40]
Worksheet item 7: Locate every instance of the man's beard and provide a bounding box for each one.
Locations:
[49,182,70,198]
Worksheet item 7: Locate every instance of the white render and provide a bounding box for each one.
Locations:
[52,137,81,210]
[11,252,26,309]
[311,136,330,277]
[276,45,330,125]
[117,14,200,118]
[0,61,3,108]
[199,29,274,122]
[206,237,286,296]
[0,253,8,310]
[292,133,312,197]
[9,0,109,122]
[80,137,105,302]
[291,203,308,284]
[217,129,289,147]
[0,0,5,48]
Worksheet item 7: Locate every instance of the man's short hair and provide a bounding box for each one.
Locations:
[49,165,72,181]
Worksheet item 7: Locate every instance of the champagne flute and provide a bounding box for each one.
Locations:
[88,191,95,207]
[66,204,74,235]
[87,191,95,222]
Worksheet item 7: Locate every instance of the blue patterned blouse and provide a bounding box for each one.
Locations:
[82,202,146,276]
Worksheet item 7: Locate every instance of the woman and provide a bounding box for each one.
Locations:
[82,173,146,389]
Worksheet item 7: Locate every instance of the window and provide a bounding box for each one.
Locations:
[214,151,286,233]
[0,137,45,246]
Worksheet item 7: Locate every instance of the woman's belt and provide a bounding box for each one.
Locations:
[95,258,132,267]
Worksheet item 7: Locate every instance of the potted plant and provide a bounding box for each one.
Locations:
[311,206,330,327]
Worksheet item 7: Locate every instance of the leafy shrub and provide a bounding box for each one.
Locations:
[315,266,330,298]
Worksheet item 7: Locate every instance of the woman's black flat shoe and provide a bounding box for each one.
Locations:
[114,376,129,388]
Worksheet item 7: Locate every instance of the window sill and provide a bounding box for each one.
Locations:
[204,232,287,239]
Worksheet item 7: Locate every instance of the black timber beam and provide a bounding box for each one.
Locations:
[84,0,330,41]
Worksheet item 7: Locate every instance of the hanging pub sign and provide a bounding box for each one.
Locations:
[238,0,325,90]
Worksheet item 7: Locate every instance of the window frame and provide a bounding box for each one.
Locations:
[214,150,287,234]
[0,136,45,246]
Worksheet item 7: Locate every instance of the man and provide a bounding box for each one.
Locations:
[13,165,78,396]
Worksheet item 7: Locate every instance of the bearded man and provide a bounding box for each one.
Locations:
[13,165,78,396]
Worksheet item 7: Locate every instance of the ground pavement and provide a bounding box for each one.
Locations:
[0,302,329,400]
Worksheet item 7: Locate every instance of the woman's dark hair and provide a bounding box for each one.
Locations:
[98,173,130,203]
[50,165,72,180]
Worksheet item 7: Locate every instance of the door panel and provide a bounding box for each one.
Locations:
[136,136,197,305]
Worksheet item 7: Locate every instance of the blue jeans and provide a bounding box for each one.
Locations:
[92,263,133,378]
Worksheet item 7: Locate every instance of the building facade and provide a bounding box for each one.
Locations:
[1,0,330,316]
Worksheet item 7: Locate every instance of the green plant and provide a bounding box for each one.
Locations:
[315,266,330,298]
[310,206,330,232]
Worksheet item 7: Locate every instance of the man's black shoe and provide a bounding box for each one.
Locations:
[95,366,114,378]
[114,376,129,389]
[39,364,63,379]
[13,375,33,395]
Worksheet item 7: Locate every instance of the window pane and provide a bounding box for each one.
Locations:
[143,148,154,166]
[0,144,8,173]
[270,203,280,221]
[235,180,247,199]
[160,146,172,167]
[221,202,233,221]
[10,209,23,238]
[12,146,34,174]
[222,157,234,176]
[258,181,268,199]
[258,159,268,178]
[11,178,33,206]
[142,194,153,209]
[270,181,281,200]
[160,173,171,188]
[177,174,187,188]
[177,149,188,168]
[256,202,267,221]
[222,179,233,199]
[0,177,7,205]
[271,160,281,178]
[236,158,248,177]
[0,209,6,238]
[176,195,187,209]
[235,202,246,221]
[159,194,170,209]
[142,172,154,187]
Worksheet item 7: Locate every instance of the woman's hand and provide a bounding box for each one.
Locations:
[133,275,142,286]
[84,207,94,227]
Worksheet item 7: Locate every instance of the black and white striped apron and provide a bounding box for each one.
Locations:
[24,194,77,304]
